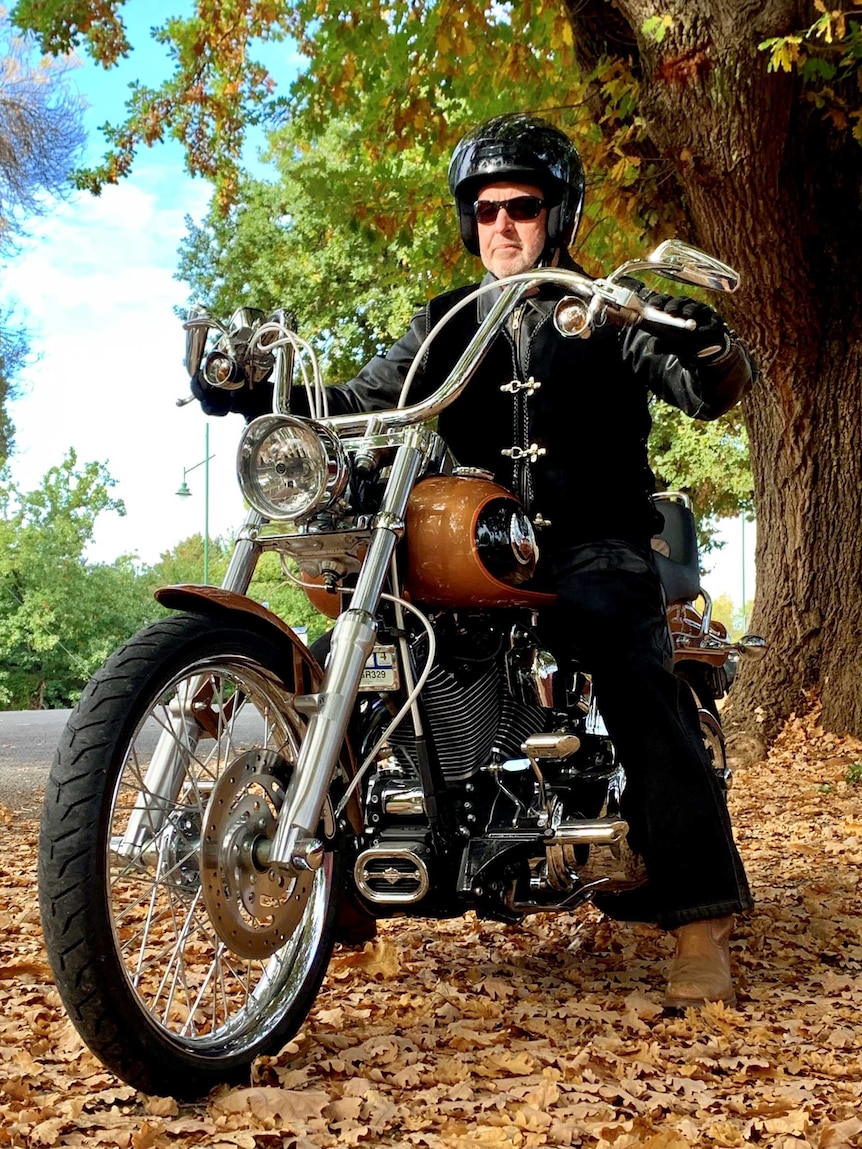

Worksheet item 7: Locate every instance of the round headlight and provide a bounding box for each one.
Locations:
[237,415,347,521]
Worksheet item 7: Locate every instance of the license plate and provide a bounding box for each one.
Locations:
[359,645,399,691]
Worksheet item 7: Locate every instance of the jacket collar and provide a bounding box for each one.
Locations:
[475,249,589,321]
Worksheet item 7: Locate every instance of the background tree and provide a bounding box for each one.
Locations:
[554,2,862,748]
[0,12,85,463]
[145,533,233,590]
[0,313,26,462]
[144,535,329,642]
[177,123,457,380]
[0,476,330,711]
[246,552,331,644]
[0,451,156,707]
[13,1,859,742]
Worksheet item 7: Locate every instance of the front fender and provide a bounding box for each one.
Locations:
[155,584,324,692]
[153,584,361,834]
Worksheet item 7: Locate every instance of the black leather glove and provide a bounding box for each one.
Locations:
[190,370,235,417]
[644,293,734,365]
[190,370,275,420]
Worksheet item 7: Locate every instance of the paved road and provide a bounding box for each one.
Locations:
[0,709,69,815]
[0,707,267,816]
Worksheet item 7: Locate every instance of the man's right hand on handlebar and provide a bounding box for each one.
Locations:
[642,293,735,366]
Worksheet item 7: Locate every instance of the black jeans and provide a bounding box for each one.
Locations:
[547,539,753,930]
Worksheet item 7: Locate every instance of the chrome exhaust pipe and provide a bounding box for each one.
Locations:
[546,818,628,846]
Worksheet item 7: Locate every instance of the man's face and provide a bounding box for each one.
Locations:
[474,180,549,279]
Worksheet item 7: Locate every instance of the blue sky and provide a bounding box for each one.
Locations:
[6,3,290,565]
[4,4,756,606]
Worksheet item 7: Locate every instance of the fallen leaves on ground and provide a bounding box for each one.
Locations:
[2,701,862,1147]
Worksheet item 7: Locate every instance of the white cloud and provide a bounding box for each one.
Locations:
[7,175,249,568]
[2,10,290,576]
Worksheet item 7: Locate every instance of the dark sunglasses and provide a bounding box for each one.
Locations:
[473,195,546,225]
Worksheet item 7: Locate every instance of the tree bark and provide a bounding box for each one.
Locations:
[563,0,862,741]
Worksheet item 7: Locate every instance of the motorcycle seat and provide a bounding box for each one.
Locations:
[651,496,703,605]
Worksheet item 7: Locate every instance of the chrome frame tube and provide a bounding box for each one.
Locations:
[699,586,714,639]
[389,557,425,740]
[115,689,203,857]
[273,321,296,415]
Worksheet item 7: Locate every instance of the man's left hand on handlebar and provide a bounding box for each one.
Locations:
[190,370,275,420]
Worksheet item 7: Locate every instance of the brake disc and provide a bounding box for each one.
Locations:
[201,749,315,959]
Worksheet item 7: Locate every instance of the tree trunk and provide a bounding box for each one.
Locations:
[563,0,862,742]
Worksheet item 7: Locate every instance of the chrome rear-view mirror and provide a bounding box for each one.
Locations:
[646,239,740,293]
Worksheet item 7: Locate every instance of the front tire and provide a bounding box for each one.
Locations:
[39,612,343,1098]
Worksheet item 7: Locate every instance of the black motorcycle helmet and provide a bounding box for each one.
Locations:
[448,112,586,259]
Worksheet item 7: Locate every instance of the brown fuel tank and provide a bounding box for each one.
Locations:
[402,474,557,609]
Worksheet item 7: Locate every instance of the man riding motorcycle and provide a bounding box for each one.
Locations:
[194,112,755,1008]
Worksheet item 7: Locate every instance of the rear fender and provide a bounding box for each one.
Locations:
[667,601,729,669]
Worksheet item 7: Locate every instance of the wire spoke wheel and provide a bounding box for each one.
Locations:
[39,613,343,1097]
[685,680,731,792]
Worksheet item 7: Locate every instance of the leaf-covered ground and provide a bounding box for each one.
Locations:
[2,702,862,1149]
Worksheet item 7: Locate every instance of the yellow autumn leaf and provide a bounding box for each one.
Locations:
[763,1108,810,1135]
[483,1049,537,1076]
[641,1132,694,1149]
[213,1086,330,1124]
[5,702,862,1147]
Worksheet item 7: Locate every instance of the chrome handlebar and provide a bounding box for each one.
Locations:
[181,240,739,432]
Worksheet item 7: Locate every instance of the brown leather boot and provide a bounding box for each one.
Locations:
[663,915,735,1009]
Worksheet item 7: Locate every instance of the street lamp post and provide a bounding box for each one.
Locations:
[176,424,214,584]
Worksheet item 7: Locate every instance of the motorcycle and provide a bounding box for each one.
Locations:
[38,240,766,1098]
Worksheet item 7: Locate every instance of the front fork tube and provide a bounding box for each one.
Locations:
[118,510,266,857]
[115,688,206,859]
[268,437,427,874]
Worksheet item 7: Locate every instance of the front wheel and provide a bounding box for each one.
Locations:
[39,612,344,1098]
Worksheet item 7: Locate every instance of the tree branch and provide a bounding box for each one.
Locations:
[560,0,640,75]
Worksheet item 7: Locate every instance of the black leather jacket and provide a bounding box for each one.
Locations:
[288,255,754,550]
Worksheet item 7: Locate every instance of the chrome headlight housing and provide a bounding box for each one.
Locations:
[237,415,348,521]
